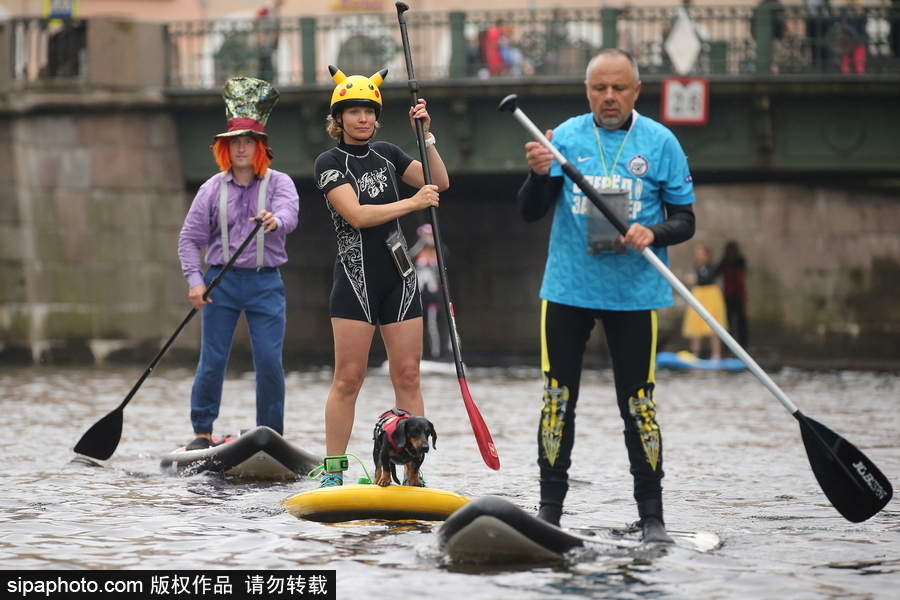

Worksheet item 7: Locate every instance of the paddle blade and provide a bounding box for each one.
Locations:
[796,412,892,522]
[458,378,500,470]
[73,408,123,461]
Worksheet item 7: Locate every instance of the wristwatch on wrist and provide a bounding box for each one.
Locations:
[424,132,436,148]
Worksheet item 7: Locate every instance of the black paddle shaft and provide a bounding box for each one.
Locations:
[396,1,463,376]
[396,2,500,471]
[73,218,264,460]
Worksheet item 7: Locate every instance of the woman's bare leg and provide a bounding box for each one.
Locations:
[380,317,425,416]
[324,318,376,458]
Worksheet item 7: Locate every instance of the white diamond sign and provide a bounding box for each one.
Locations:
[664,9,702,76]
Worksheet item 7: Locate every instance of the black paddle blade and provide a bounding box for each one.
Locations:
[796,411,892,522]
[73,408,123,460]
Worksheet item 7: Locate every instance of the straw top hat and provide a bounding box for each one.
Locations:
[215,77,280,139]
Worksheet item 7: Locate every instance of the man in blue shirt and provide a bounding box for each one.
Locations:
[178,77,299,450]
[517,49,696,542]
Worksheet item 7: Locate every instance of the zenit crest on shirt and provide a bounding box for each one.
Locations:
[544,110,696,311]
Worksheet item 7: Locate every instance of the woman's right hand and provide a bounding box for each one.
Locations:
[410,184,440,211]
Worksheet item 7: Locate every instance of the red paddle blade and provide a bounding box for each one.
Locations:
[458,378,500,470]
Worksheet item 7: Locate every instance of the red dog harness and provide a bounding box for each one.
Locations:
[374,408,412,453]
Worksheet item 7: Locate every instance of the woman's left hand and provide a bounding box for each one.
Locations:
[409,98,431,135]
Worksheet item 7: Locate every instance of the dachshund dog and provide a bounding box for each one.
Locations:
[373,408,437,487]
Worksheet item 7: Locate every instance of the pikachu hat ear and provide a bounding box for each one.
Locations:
[329,65,389,120]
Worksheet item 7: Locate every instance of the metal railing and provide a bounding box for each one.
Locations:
[164,4,900,87]
[5,18,88,84]
[5,5,900,91]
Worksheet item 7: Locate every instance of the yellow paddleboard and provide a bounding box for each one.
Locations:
[282,484,470,523]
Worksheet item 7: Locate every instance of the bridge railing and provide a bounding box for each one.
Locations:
[165,4,900,87]
[4,5,900,92]
[3,18,88,85]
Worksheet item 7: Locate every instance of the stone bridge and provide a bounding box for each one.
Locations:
[1,16,899,367]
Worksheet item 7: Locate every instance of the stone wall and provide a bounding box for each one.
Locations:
[674,181,900,363]
[0,18,184,364]
[0,107,187,363]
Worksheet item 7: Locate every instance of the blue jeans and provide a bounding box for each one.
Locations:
[190,266,286,435]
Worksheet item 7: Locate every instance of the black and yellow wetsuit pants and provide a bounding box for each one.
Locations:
[538,300,664,518]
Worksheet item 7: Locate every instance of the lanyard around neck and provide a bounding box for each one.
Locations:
[592,115,633,188]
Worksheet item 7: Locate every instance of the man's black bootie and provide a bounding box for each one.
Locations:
[638,499,675,544]
[537,502,562,527]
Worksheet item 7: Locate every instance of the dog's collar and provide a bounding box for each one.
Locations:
[375,408,412,453]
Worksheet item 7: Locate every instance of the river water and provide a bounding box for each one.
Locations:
[1,362,898,598]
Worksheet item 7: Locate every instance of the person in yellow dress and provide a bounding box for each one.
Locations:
[681,242,726,361]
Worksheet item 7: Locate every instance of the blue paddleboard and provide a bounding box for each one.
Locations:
[657,351,747,372]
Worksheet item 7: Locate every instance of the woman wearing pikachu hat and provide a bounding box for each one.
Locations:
[313,66,450,487]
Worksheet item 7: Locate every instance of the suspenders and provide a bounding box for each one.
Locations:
[218,170,272,268]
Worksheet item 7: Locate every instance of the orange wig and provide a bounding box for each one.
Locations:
[212,136,272,176]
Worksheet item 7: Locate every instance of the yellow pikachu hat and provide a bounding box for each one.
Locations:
[329,65,388,120]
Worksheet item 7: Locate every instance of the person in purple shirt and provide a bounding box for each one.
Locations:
[178,77,299,450]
